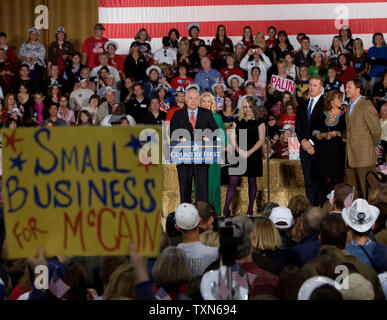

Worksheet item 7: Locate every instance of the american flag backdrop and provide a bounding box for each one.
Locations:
[98,0,387,55]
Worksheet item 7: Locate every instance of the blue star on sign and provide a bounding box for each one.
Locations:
[10,152,26,172]
[124,135,142,155]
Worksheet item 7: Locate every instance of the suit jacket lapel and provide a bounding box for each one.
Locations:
[347,97,362,130]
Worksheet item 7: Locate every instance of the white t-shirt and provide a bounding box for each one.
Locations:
[69,88,95,111]
[177,241,218,278]
[154,48,177,66]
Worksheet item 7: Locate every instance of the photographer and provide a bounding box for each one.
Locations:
[240,46,272,83]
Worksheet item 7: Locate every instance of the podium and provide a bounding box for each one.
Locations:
[162,159,306,216]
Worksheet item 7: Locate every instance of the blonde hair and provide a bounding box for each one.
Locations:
[135,28,151,41]
[252,217,282,251]
[254,32,267,51]
[179,37,193,55]
[153,247,191,288]
[200,230,220,247]
[104,264,137,300]
[237,96,259,121]
[200,92,217,113]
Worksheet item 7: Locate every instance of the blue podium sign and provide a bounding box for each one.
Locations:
[169,141,222,164]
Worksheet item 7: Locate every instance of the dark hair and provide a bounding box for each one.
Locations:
[333,183,353,210]
[284,51,294,59]
[20,64,30,71]
[309,284,343,300]
[372,32,386,46]
[216,24,227,40]
[266,112,279,127]
[268,26,277,33]
[323,90,343,112]
[301,36,310,42]
[347,78,363,91]
[277,30,290,45]
[77,110,93,125]
[223,92,236,112]
[151,96,160,103]
[55,32,67,41]
[339,26,352,40]
[178,63,188,73]
[89,94,100,104]
[327,64,336,72]
[297,32,306,39]
[6,117,17,128]
[194,201,218,231]
[72,51,81,58]
[242,26,254,42]
[64,260,87,301]
[288,195,311,219]
[168,28,180,40]
[99,66,110,77]
[162,36,171,47]
[320,215,347,249]
[338,53,350,67]
[133,82,143,90]
[0,32,7,38]
[279,266,308,300]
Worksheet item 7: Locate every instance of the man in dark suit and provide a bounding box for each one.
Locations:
[170,86,218,203]
[295,76,324,206]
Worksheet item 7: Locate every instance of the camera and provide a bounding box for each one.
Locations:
[219,218,244,266]
[252,49,258,54]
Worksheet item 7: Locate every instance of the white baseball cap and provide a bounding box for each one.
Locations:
[342,199,379,233]
[298,276,338,300]
[175,203,200,230]
[269,206,294,229]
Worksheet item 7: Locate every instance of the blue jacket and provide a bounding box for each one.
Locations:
[290,232,321,267]
[346,239,387,273]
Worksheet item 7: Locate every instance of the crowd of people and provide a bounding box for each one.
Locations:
[0,22,387,300]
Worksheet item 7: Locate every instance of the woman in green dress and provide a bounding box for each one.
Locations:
[308,51,328,80]
[199,91,227,215]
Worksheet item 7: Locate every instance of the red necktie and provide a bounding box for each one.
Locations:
[190,111,196,130]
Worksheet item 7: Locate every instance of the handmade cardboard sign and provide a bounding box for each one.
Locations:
[288,137,300,160]
[2,127,162,259]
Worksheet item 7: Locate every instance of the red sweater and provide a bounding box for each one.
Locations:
[220,66,245,82]
[336,66,357,85]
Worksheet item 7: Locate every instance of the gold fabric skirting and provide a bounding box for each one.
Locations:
[162,160,305,216]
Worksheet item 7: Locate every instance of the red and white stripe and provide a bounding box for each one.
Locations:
[99,0,387,55]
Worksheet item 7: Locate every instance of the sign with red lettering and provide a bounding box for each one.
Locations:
[288,137,300,160]
[2,127,162,259]
[270,75,295,94]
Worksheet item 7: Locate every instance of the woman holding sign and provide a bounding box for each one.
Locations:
[223,96,265,217]
[311,90,346,206]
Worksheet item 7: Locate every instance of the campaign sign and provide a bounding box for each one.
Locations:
[2,127,163,259]
[288,137,300,160]
[270,75,295,94]
[170,141,222,164]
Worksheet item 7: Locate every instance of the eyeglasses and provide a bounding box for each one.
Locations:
[268,118,276,121]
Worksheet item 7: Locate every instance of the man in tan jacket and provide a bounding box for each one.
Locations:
[345,78,381,199]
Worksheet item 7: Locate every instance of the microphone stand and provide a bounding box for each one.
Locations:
[266,123,270,202]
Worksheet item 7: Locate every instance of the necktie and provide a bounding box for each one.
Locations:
[190,111,196,130]
[307,98,314,121]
